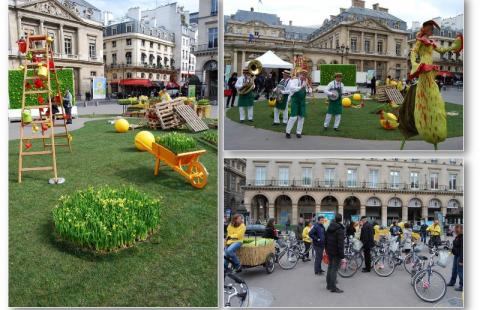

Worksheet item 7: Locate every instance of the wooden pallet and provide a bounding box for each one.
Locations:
[155,101,185,130]
[375,85,395,102]
[174,105,209,132]
[384,88,404,105]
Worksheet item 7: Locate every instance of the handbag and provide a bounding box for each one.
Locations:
[224,89,232,96]
[437,250,449,268]
[322,250,329,265]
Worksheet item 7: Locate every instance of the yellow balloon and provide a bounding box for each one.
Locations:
[114,118,129,133]
[342,97,352,107]
[352,93,362,101]
[135,131,155,151]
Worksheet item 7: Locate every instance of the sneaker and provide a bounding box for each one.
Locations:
[334,128,340,132]
[296,134,302,138]
[361,268,371,273]
[272,123,279,126]
[286,133,291,139]
[233,266,242,273]
[447,282,455,287]
[248,119,254,122]
[455,286,463,292]
[330,288,344,293]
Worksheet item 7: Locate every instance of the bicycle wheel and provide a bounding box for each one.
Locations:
[413,269,447,303]
[338,257,359,278]
[373,255,396,277]
[355,252,364,268]
[264,253,275,274]
[403,253,419,275]
[278,247,299,270]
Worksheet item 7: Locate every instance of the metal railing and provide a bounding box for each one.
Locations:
[245,179,463,193]
[193,44,218,53]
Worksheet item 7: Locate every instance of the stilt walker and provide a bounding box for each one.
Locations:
[273,70,292,125]
[399,20,463,150]
[235,68,255,123]
[285,69,309,138]
[324,72,346,131]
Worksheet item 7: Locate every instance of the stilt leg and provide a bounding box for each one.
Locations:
[434,143,438,151]
[400,139,406,150]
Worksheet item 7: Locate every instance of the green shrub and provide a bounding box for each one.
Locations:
[197,99,210,106]
[201,131,218,145]
[9,68,75,109]
[156,132,198,154]
[118,97,138,105]
[319,64,356,86]
[52,186,162,252]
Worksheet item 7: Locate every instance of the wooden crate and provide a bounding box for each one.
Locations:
[375,85,395,102]
[384,88,404,105]
[174,105,209,132]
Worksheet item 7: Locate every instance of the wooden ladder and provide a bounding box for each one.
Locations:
[18,34,70,183]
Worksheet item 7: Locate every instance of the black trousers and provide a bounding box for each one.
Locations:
[363,247,372,271]
[304,242,311,258]
[226,93,236,107]
[326,255,340,290]
[313,244,325,273]
[63,105,72,124]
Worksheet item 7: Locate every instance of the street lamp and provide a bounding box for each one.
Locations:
[336,44,350,64]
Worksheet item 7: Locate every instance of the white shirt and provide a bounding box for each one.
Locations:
[286,78,307,95]
[235,75,255,91]
[324,80,346,96]
[275,78,291,94]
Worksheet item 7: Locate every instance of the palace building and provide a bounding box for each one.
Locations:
[224,0,410,82]
[240,158,463,227]
[224,159,246,218]
[8,0,104,100]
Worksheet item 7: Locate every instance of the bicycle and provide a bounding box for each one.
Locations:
[411,246,448,303]
[224,256,249,307]
[275,234,299,270]
[403,243,424,275]
[373,236,404,277]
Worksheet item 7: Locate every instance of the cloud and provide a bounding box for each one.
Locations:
[224,0,463,27]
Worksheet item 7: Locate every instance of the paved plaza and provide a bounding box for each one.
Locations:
[224,87,464,151]
[236,245,463,307]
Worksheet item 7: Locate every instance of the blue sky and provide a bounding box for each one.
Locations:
[224,0,464,27]
[92,0,199,18]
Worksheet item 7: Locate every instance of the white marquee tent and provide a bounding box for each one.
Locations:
[245,50,293,69]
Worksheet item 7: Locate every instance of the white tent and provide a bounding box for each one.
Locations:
[245,50,293,69]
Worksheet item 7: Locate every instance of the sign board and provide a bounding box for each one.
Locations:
[92,77,106,99]
[367,70,376,82]
[224,64,231,85]
[351,215,360,222]
[318,212,336,228]
[188,85,196,98]
[280,210,289,225]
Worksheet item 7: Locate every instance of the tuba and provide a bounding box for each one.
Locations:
[239,60,263,95]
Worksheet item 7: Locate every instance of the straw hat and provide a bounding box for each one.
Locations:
[334,72,343,78]
[282,70,291,76]
[422,20,440,29]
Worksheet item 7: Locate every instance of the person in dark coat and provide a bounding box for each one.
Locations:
[390,220,403,244]
[325,213,345,293]
[448,224,463,291]
[370,76,376,95]
[309,216,326,275]
[420,220,428,244]
[264,73,275,99]
[359,216,375,272]
[295,217,305,241]
[263,218,279,240]
[346,221,356,238]
[226,72,238,108]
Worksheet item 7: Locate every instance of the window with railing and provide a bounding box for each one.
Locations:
[255,166,266,186]
[278,167,289,186]
[210,0,218,15]
[350,37,357,52]
[364,40,370,53]
[390,171,400,189]
[324,168,335,187]
[449,174,457,190]
[346,169,357,187]
[126,38,132,46]
[125,52,132,64]
[208,27,218,48]
[89,41,96,59]
[430,172,439,190]
[377,41,383,54]
[302,167,312,186]
[395,42,401,56]
[111,53,117,65]
[410,172,419,189]
[64,37,72,55]
[368,169,379,188]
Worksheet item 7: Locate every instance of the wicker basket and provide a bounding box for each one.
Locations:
[237,241,275,266]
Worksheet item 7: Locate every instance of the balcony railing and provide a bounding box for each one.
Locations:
[193,44,217,53]
[245,179,463,193]
[105,63,174,71]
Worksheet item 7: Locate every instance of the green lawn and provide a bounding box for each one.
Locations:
[9,119,218,307]
[226,99,463,140]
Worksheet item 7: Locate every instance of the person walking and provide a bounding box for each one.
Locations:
[309,216,326,275]
[302,220,312,262]
[224,214,246,273]
[226,72,238,108]
[390,220,403,244]
[427,219,442,247]
[264,73,275,100]
[235,68,255,123]
[273,70,292,125]
[448,224,463,291]
[420,220,428,244]
[360,216,374,272]
[285,69,309,138]
[295,216,305,241]
[403,223,413,254]
[325,213,345,293]
[63,88,73,124]
[370,76,377,95]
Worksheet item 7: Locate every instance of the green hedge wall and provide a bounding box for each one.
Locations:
[9,68,75,109]
[319,64,356,86]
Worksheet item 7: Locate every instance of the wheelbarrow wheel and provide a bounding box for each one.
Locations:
[264,253,275,274]
[187,161,208,189]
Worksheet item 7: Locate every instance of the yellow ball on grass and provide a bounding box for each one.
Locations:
[342,97,352,107]
[135,131,155,151]
[114,118,130,133]
[352,93,362,101]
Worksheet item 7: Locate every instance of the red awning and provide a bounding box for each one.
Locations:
[166,81,180,89]
[119,79,153,87]
[436,71,455,78]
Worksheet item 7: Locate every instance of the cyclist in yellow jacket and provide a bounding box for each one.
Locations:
[302,220,313,262]
[427,219,442,247]
[225,214,246,272]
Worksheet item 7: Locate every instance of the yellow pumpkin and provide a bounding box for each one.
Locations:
[342,97,352,107]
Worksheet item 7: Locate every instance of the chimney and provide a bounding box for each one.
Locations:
[379,7,388,13]
[289,20,292,26]
[351,0,365,8]
[372,3,379,10]
[250,7,254,12]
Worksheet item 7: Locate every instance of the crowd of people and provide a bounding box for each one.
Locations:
[224,213,463,294]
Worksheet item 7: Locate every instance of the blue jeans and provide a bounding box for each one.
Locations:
[224,242,242,269]
[421,232,427,243]
[449,255,463,287]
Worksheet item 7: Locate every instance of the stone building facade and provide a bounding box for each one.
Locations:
[103,19,175,94]
[224,0,410,83]
[8,0,104,100]
[242,158,463,227]
[224,159,246,219]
